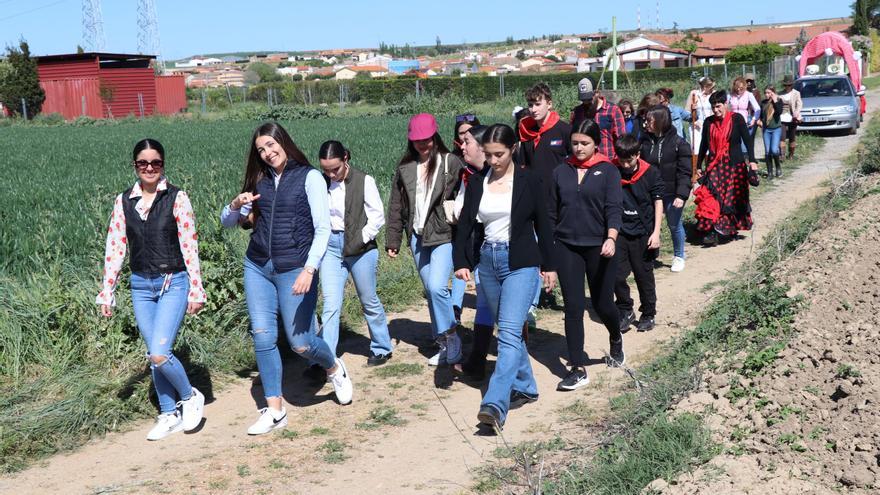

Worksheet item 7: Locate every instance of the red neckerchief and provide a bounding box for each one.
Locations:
[460,164,479,186]
[566,152,610,169]
[519,111,560,147]
[614,158,652,185]
[708,112,734,169]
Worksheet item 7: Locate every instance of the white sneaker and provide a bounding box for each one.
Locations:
[445,331,462,365]
[178,387,204,431]
[329,358,353,405]
[247,407,287,435]
[670,256,686,273]
[146,412,184,441]
[427,338,447,366]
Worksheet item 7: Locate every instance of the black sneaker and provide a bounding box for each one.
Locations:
[302,363,326,383]
[454,359,486,381]
[704,231,718,247]
[366,352,392,367]
[618,310,636,334]
[608,339,625,367]
[557,367,589,391]
[509,390,539,409]
[477,405,504,430]
[637,316,655,332]
[453,306,462,326]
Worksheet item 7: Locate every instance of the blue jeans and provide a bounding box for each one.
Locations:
[741,124,757,153]
[319,232,392,357]
[663,194,686,259]
[451,276,466,316]
[763,126,782,157]
[130,271,193,414]
[244,257,336,399]
[472,269,494,327]
[410,235,456,338]
[477,242,539,424]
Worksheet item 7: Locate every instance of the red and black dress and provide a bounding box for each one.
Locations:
[695,112,755,237]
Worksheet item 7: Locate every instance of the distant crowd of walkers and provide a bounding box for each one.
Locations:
[96,73,803,438]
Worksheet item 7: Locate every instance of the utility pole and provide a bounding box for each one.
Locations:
[612,16,618,90]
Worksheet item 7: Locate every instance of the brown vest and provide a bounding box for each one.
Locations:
[342,166,378,257]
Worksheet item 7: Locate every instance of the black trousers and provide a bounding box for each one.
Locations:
[556,241,621,367]
[613,234,657,318]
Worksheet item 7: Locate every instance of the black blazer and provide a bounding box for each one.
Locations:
[453,167,556,272]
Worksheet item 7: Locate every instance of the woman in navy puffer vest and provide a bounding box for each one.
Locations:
[221,123,353,436]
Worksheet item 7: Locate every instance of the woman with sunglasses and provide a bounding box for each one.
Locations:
[387,113,463,367]
[97,139,206,441]
[688,77,716,158]
[450,113,480,322]
[619,100,636,134]
[221,122,353,435]
[452,113,480,156]
[453,124,557,429]
[449,124,496,381]
[778,75,802,160]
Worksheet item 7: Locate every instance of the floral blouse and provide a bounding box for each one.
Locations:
[96,178,207,307]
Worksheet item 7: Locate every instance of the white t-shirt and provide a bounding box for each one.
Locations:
[477,174,512,243]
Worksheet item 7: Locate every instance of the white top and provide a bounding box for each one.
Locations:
[413,155,442,235]
[328,173,386,244]
[695,92,713,127]
[477,174,512,243]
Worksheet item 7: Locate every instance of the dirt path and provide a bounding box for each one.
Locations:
[2,99,875,495]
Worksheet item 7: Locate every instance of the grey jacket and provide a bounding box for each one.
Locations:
[386,152,463,251]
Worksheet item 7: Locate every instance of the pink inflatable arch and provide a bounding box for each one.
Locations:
[798,31,861,90]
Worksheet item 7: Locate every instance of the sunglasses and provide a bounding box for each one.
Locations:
[134,159,164,170]
[455,113,477,123]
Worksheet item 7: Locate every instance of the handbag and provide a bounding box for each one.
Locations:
[747,167,760,187]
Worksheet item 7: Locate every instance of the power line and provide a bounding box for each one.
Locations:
[0,0,69,23]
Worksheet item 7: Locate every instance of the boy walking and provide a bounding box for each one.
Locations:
[519,82,571,314]
[612,135,664,333]
[520,82,571,184]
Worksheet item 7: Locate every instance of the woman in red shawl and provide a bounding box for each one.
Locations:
[695,90,759,246]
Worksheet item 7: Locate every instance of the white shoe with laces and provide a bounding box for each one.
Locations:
[247,407,287,435]
[146,412,184,441]
[427,338,447,366]
[178,387,204,431]
[670,256,686,273]
[329,358,353,405]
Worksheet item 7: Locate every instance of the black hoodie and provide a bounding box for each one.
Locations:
[640,127,693,201]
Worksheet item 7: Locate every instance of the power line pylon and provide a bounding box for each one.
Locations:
[137,0,164,72]
[82,0,107,52]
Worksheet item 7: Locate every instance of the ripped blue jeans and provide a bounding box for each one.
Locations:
[244,257,335,399]
[130,271,194,414]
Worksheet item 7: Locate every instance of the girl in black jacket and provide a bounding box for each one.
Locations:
[549,119,624,392]
[453,124,557,430]
[640,105,693,273]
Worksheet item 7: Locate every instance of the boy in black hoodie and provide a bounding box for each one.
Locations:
[520,83,571,184]
[612,134,665,332]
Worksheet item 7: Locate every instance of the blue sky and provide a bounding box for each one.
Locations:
[0,0,850,60]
